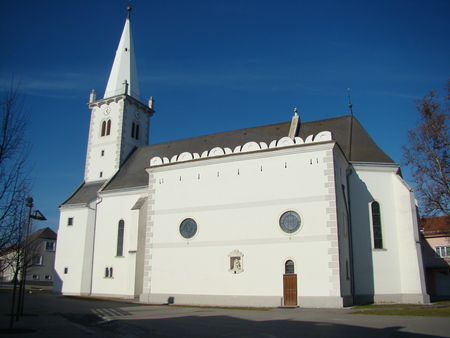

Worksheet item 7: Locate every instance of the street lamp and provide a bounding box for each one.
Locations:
[15,197,46,320]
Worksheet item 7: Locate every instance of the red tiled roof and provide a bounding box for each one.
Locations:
[421,216,450,236]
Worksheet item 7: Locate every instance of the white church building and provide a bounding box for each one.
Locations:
[53,7,429,308]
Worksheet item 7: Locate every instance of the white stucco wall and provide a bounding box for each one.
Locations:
[141,142,349,307]
[89,188,147,298]
[350,164,428,303]
[54,203,97,295]
[85,98,150,183]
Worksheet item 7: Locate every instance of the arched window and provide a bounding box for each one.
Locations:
[131,122,140,140]
[285,260,295,274]
[104,267,113,278]
[101,121,106,136]
[106,119,111,136]
[101,119,112,137]
[116,220,124,256]
[371,201,383,249]
[135,124,140,140]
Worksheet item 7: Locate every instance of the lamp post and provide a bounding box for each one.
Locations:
[15,197,46,320]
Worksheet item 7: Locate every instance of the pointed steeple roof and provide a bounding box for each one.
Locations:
[104,6,140,100]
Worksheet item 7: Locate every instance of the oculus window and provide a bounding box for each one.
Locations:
[279,211,301,234]
[180,218,197,239]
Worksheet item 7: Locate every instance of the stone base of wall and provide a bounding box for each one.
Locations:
[298,296,351,308]
[355,293,430,305]
[140,293,352,308]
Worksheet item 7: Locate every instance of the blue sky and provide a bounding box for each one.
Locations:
[1,0,449,231]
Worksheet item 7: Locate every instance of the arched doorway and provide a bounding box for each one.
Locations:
[283,260,298,306]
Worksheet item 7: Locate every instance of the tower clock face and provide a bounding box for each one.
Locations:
[104,107,111,116]
[134,110,140,119]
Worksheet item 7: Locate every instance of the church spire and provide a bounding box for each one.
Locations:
[104,6,140,100]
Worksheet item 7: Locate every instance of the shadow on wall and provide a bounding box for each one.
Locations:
[52,270,63,294]
[421,238,450,300]
[349,170,375,304]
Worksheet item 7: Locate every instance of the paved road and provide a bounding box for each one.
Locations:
[0,291,449,337]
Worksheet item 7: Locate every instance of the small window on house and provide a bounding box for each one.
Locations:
[32,274,39,280]
[101,150,105,156]
[33,255,43,265]
[285,260,295,274]
[46,241,55,251]
[100,172,103,178]
[45,275,52,280]
[116,220,124,256]
[64,267,68,274]
[371,201,383,249]
[67,217,73,226]
[436,246,450,258]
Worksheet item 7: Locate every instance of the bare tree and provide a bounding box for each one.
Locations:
[402,79,450,217]
[0,81,32,266]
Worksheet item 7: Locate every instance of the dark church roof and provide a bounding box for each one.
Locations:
[61,115,394,206]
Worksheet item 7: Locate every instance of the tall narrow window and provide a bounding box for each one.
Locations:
[371,201,383,249]
[101,121,107,136]
[131,122,140,140]
[135,124,140,140]
[116,220,124,256]
[106,119,111,136]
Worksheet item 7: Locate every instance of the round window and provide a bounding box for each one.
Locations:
[180,218,197,239]
[279,211,301,234]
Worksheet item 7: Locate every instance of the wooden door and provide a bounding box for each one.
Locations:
[283,274,298,306]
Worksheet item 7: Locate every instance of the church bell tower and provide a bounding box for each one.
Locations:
[84,6,154,183]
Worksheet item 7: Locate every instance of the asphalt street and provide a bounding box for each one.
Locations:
[0,291,449,337]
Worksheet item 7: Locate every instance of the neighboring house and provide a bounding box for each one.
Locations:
[0,227,57,286]
[421,216,450,299]
[53,7,429,307]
